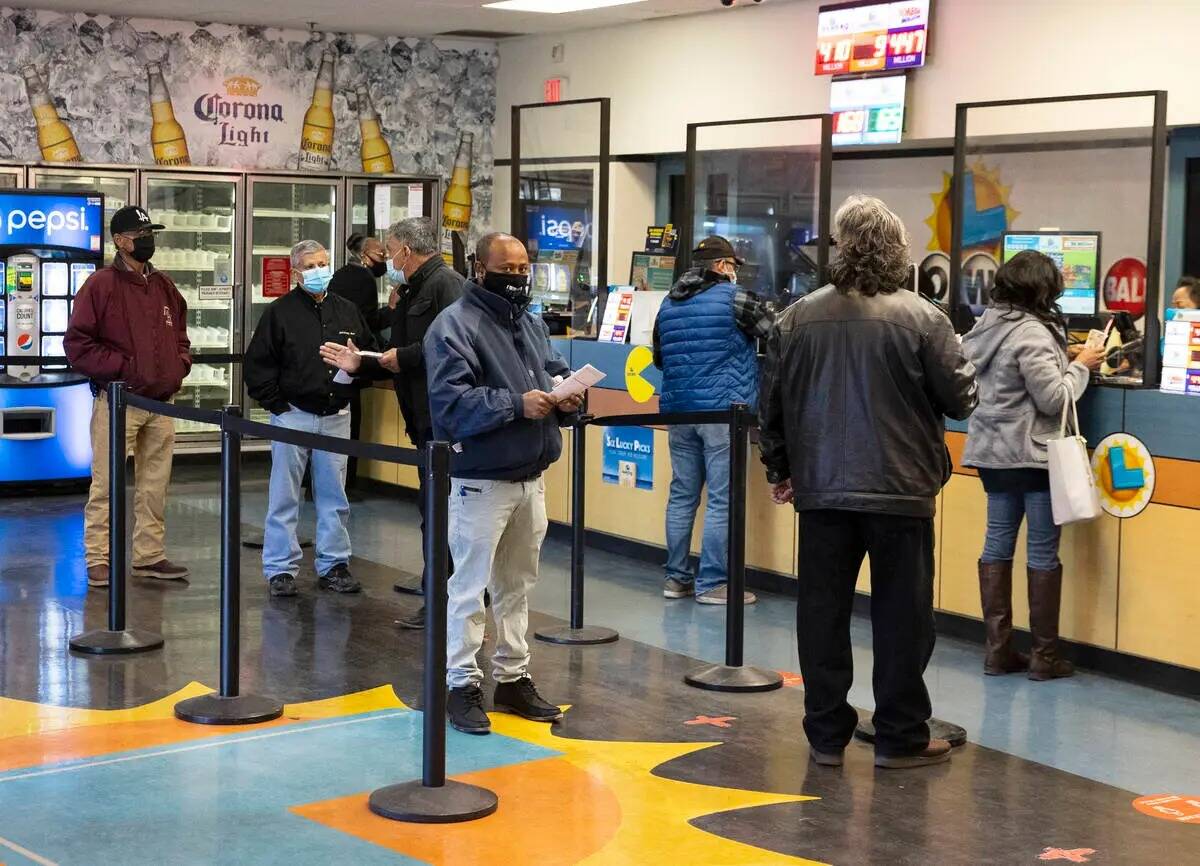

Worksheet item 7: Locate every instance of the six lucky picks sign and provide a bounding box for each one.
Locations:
[602,426,653,491]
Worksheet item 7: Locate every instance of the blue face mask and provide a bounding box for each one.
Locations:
[386,265,407,287]
[300,264,332,295]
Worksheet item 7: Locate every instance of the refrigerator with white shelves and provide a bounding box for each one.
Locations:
[140,170,243,439]
[342,174,438,312]
[27,165,136,265]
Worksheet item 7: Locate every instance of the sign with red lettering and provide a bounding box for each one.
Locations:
[262,256,291,298]
[1103,257,1146,318]
[544,77,566,103]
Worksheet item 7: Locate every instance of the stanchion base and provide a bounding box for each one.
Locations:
[535,625,619,646]
[368,780,498,824]
[69,628,164,655]
[393,578,422,596]
[684,664,783,693]
[854,718,968,748]
[174,693,284,726]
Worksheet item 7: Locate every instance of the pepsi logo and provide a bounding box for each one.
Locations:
[16,333,33,350]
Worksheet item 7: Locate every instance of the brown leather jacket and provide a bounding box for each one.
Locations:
[64,255,191,400]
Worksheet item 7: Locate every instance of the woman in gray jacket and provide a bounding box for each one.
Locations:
[961,251,1103,681]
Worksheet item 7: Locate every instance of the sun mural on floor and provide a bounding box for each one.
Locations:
[0,685,819,865]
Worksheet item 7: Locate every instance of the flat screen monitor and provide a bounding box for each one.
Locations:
[1001,231,1102,318]
[816,0,930,75]
[830,74,906,146]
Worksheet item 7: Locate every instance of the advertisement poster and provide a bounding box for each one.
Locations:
[261,256,291,298]
[644,224,679,256]
[176,74,307,170]
[598,287,635,344]
[601,426,654,490]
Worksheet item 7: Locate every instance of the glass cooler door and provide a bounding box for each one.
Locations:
[0,165,24,188]
[344,175,437,310]
[142,172,242,438]
[28,167,136,265]
[244,175,339,423]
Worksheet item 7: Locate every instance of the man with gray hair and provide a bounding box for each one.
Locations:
[244,239,384,597]
[382,216,465,627]
[759,195,977,770]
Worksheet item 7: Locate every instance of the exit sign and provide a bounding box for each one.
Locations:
[544,77,567,103]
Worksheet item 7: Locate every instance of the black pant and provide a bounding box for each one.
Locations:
[346,389,363,488]
[796,510,936,758]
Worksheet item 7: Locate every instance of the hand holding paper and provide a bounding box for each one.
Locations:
[550,364,605,402]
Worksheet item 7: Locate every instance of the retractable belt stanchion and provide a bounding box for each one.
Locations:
[176,406,284,725]
[684,403,782,693]
[536,415,619,646]
[70,381,164,655]
[369,440,498,823]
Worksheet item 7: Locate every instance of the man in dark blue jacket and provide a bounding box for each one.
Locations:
[424,231,582,735]
[652,235,774,605]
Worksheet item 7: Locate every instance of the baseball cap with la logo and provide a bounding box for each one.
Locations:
[110,205,165,236]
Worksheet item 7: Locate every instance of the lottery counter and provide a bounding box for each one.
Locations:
[359,338,1200,683]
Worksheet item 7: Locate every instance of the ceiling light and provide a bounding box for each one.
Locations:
[483,0,648,13]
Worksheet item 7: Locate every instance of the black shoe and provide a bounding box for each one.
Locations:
[447,685,490,734]
[318,563,361,593]
[484,589,491,608]
[268,574,297,597]
[493,677,563,722]
[396,606,425,630]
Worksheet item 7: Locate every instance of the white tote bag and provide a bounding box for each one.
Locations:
[1047,382,1101,526]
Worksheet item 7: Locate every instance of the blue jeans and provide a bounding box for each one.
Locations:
[263,407,352,579]
[665,423,730,594]
[981,490,1061,571]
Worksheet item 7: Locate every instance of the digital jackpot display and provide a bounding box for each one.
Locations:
[815,0,930,76]
[830,75,906,146]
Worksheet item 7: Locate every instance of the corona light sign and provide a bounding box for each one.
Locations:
[178,72,304,169]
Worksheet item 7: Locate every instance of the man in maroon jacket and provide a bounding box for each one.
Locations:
[65,206,192,589]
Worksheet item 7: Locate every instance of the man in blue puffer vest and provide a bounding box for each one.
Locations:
[652,235,774,605]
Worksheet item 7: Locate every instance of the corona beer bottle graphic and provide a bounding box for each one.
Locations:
[441,132,474,270]
[22,66,80,163]
[146,64,190,166]
[299,49,336,170]
[356,86,394,174]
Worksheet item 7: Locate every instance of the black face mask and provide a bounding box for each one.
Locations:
[130,235,155,263]
[368,259,388,278]
[481,271,533,312]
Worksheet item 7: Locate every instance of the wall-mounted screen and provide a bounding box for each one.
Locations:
[830,74,906,146]
[1001,231,1102,318]
[816,0,930,75]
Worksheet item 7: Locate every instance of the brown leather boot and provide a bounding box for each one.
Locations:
[978,560,1028,675]
[1027,564,1074,681]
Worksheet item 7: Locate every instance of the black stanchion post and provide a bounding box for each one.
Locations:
[536,415,618,646]
[176,406,283,725]
[369,441,498,823]
[70,381,164,655]
[684,403,782,693]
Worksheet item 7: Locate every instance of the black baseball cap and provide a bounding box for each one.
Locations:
[110,205,164,236]
[692,235,744,265]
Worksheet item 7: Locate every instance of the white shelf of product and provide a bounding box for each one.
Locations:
[159,225,234,234]
[252,246,294,256]
[253,209,336,220]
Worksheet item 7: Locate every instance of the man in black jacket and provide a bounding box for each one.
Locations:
[759,195,977,770]
[380,217,464,626]
[244,240,382,598]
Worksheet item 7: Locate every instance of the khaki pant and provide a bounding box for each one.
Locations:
[84,392,176,568]
[446,477,548,689]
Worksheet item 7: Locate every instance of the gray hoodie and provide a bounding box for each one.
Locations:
[960,307,1090,470]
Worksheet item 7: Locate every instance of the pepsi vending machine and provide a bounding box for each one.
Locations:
[0,189,103,485]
